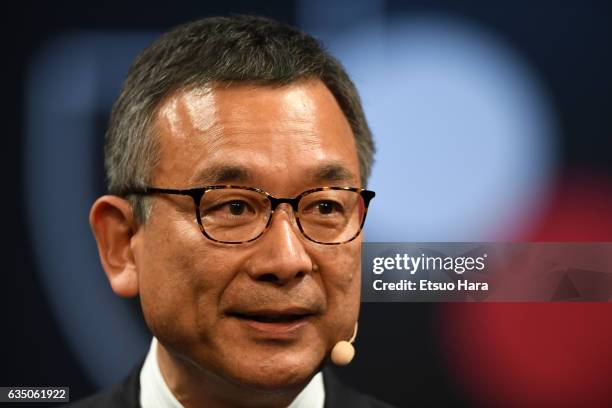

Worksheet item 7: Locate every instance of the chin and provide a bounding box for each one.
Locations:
[225,348,322,392]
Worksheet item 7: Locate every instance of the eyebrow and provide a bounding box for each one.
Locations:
[311,163,357,184]
[191,165,254,185]
[191,162,357,186]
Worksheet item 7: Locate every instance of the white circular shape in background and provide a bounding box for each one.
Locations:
[317,15,559,241]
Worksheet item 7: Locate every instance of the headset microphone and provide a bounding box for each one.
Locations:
[331,322,358,366]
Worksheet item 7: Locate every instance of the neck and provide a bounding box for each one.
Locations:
[156,341,307,408]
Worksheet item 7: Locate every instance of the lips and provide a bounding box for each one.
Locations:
[227,307,315,322]
[226,307,316,335]
[231,312,311,323]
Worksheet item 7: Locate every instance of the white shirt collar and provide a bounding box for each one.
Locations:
[139,338,183,408]
[139,337,325,408]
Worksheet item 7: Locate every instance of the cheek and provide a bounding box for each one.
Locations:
[318,243,362,331]
[135,216,231,345]
[322,243,361,291]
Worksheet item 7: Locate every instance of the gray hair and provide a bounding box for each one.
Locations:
[105,15,375,223]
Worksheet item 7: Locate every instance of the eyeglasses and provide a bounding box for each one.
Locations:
[125,186,375,245]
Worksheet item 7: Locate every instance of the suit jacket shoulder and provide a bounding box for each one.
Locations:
[67,365,396,408]
[65,362,142,408]
[323,369,397,408]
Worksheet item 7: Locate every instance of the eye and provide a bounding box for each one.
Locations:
[314,200,343,215]
[227,201,247,215]
[205,200,255,217]
[199,189,268,228]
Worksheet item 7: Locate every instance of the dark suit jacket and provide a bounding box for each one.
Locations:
[66,364,396,408]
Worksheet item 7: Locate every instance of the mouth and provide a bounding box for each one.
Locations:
[226,309,315,336]
[232,313,310,323]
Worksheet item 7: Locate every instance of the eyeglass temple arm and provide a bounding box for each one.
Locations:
[121,187,205,201]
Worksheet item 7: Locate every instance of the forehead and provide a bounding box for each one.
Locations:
[152,80,360,193]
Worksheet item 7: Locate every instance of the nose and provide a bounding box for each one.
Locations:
[243,205,314,285]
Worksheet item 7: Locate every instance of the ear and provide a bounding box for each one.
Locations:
[89,195,141,297]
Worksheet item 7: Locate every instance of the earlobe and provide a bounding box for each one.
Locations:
[89,195,140,298]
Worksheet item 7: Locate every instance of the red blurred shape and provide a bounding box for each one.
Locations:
[532,173,612,241]
[440,173,612,408]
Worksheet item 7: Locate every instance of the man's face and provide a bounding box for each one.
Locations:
[132,80,363,390]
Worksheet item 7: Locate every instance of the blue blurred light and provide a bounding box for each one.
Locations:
[300,9,559,241]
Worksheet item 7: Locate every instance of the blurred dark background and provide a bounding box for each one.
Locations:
[8,1,612,407]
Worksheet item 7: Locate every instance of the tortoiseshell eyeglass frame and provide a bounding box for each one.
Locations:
[123,185,375,245]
